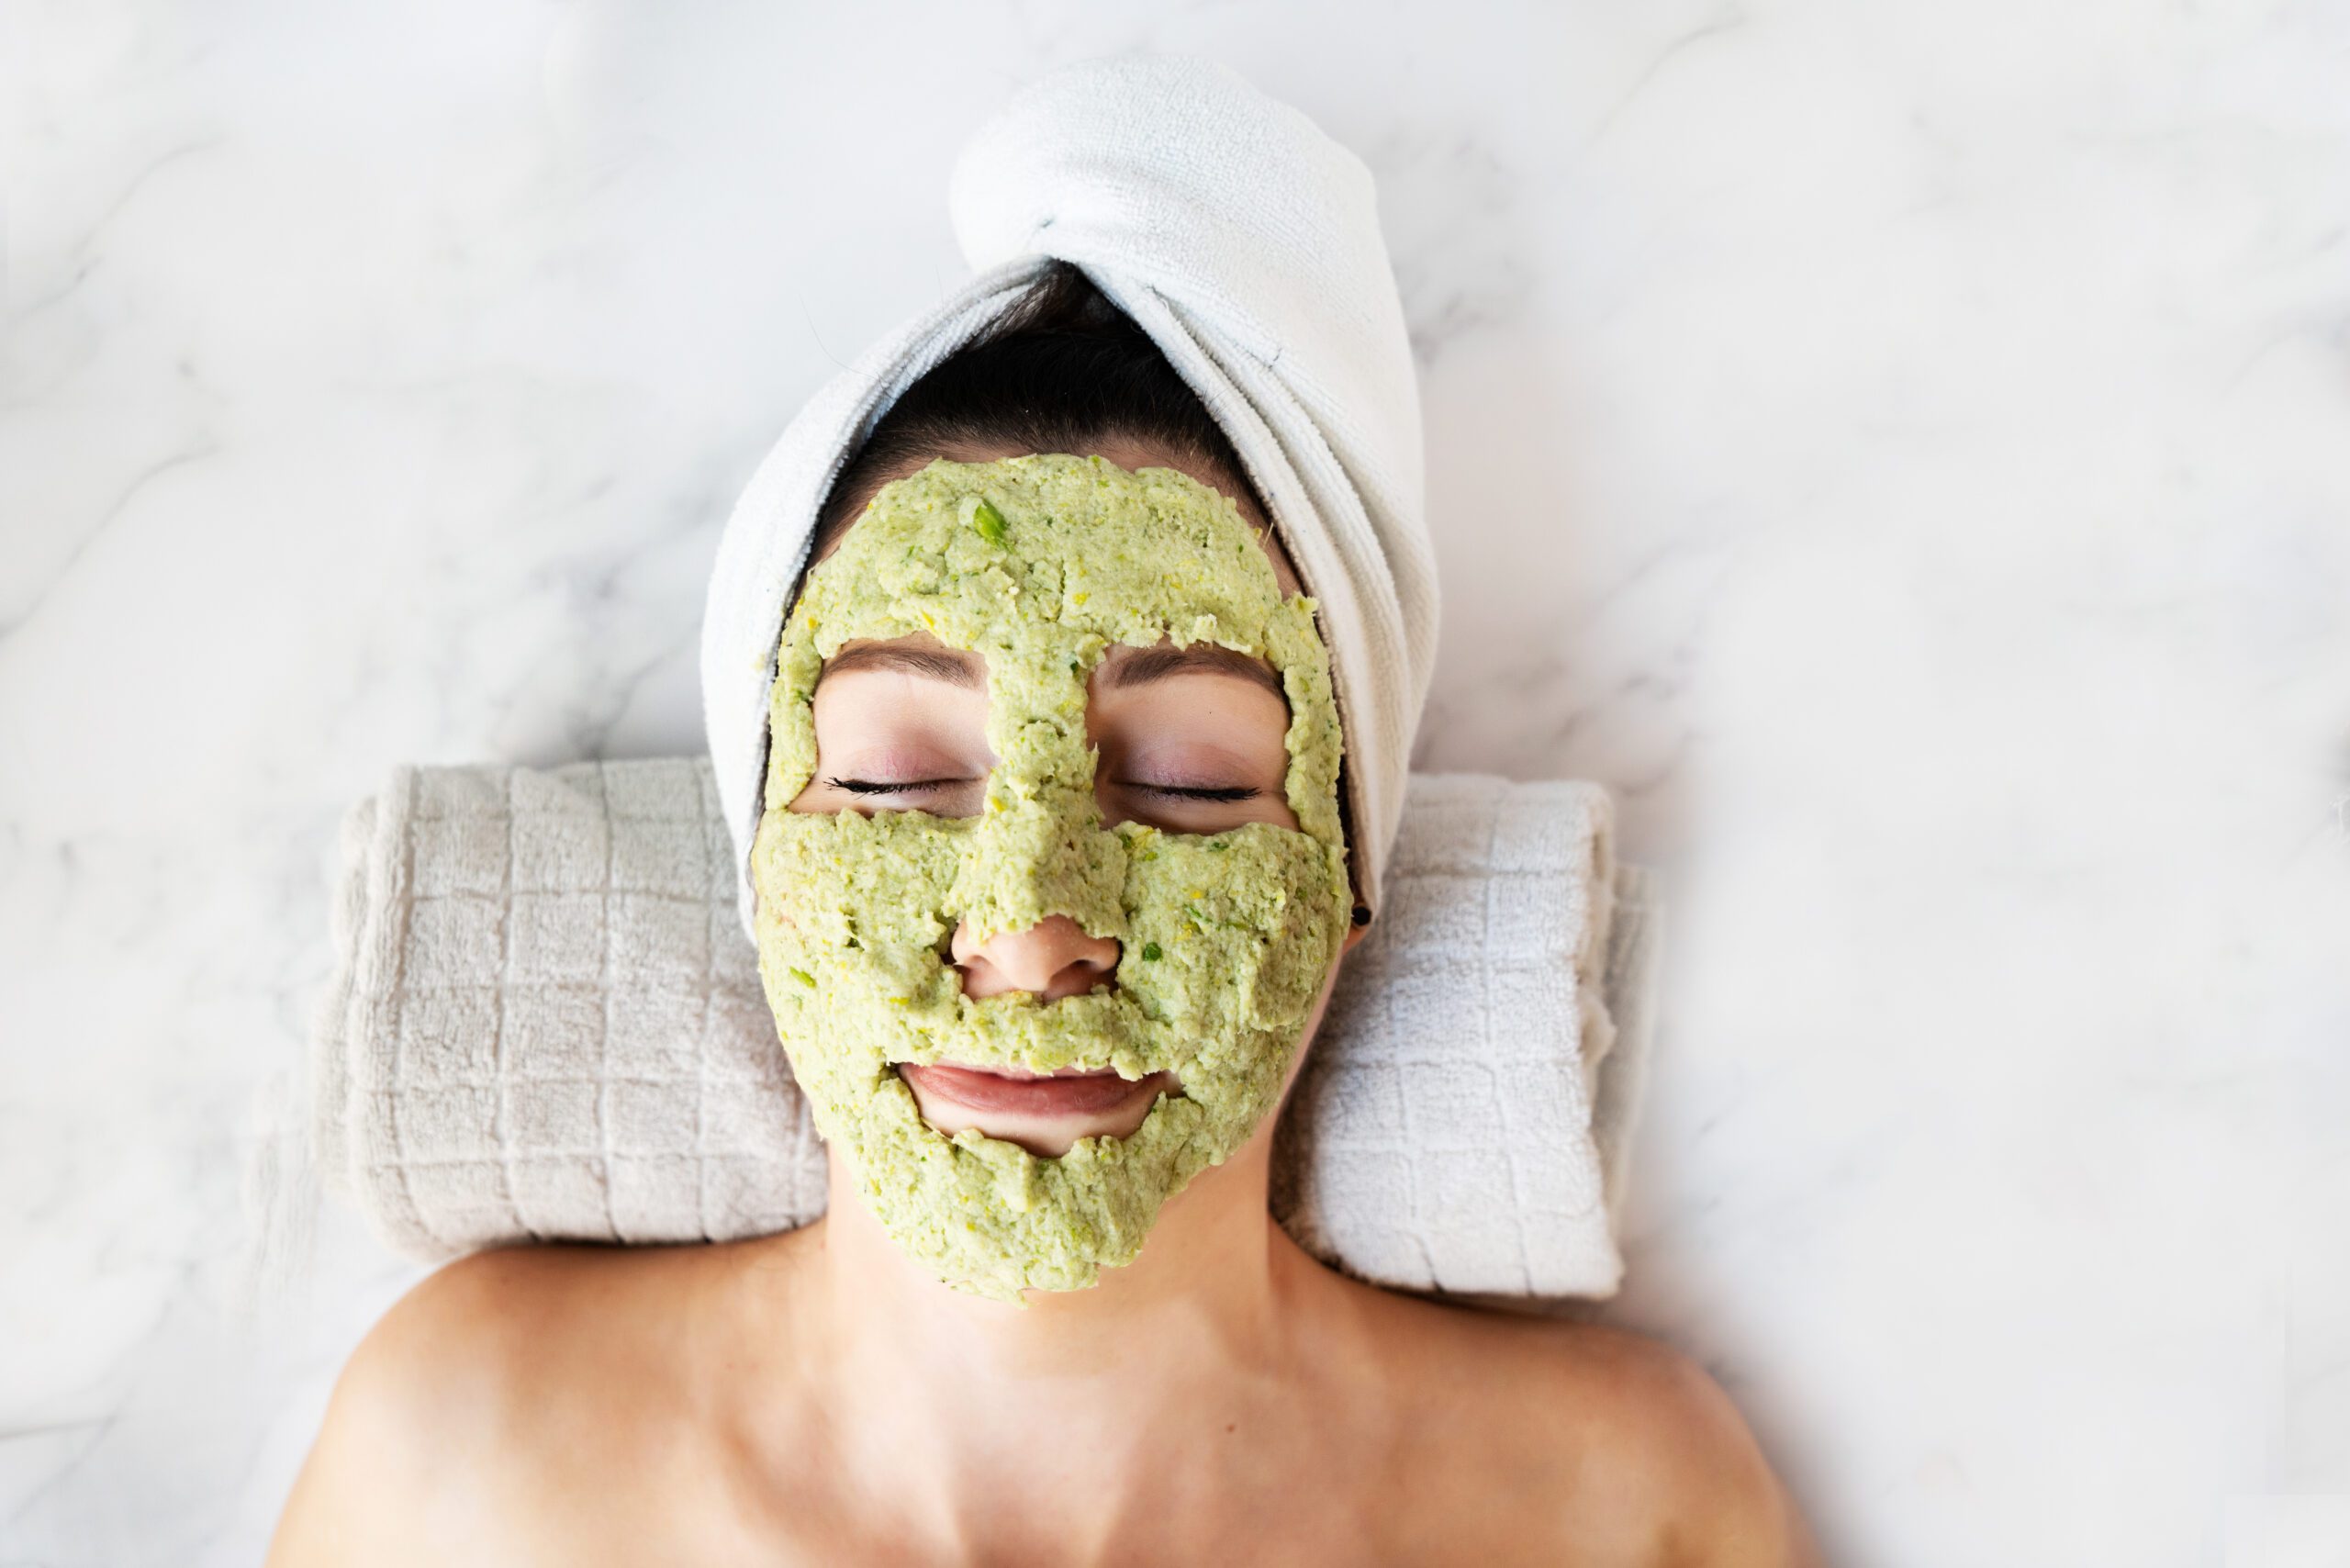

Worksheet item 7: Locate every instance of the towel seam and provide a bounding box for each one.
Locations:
[382,767,443,1252]
[695,764,717,1241]
[495,765,526,1239]
[1483,786,1537,1297]
[1383,899,1438,1289]
[598,760,621,1243]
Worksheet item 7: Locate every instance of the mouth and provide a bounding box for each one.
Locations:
[896,1061,1176,1118]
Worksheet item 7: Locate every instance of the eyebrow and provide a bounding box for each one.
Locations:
[818,639,1287,700]
[818,644,984,688]
[1101,644,1286,700]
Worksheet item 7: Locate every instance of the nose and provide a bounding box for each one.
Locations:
[950,914,1121,1002]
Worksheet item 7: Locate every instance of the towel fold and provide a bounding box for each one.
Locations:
[309,760,1660,1300]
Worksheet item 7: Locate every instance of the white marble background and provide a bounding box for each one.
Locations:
[5,1,2345,1562]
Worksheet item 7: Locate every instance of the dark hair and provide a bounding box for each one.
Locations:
[810,261,1270,554]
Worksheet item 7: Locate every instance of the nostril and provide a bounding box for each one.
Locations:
[1048,941,1122,1001]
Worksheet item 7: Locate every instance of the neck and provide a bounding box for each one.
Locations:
[778,1125,1322,1488]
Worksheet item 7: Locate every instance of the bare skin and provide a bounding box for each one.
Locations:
[270,438,1821,1567]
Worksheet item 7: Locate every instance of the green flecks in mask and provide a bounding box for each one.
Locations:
[752,454,1350,1304]
[962,494,1011,546]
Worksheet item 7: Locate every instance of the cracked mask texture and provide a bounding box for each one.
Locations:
[751,454,1352,1303]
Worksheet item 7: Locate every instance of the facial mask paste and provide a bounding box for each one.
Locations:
[751,454,1351,1303]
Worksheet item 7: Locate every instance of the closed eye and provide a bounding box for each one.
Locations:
[822,776,975,796]
[1123,782,1262,803]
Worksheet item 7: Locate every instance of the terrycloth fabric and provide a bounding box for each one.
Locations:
[309,761,1660,1300]
[700,55,1437,944]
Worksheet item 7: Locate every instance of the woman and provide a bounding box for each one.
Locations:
[271,263,1818,1565]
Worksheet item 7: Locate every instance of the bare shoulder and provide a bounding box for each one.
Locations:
[1360,1292,1819,1566]
[265,1243,722,1567]
[1515,1317,1818,1566]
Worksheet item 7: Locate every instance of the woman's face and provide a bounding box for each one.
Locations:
[787,437,1352,1162]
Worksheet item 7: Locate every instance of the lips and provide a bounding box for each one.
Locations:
[898,1062,1173,1117]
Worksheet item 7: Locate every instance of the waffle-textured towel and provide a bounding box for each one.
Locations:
[310,760,1661,1299]
[701,55,1438,943]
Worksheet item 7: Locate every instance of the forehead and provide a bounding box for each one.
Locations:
[813,437,1304,598]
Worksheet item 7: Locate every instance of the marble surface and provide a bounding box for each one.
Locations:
[5,2,2345,1562]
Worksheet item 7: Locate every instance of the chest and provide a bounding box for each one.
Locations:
[708,1440,1576,1568]
[485,1394,1598,1566]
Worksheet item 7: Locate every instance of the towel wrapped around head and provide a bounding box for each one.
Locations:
[699,54,1439,935]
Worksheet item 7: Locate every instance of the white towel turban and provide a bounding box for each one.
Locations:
[700,55,1439,936]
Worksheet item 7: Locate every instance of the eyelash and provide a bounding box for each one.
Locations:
[822,776,969,796]
[1131,783,1260,803]
[822,777,1259,803]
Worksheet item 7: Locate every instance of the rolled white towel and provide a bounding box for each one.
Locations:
[300,760,1658,1301]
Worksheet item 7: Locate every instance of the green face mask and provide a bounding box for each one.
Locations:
[752,454,1352,1303]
